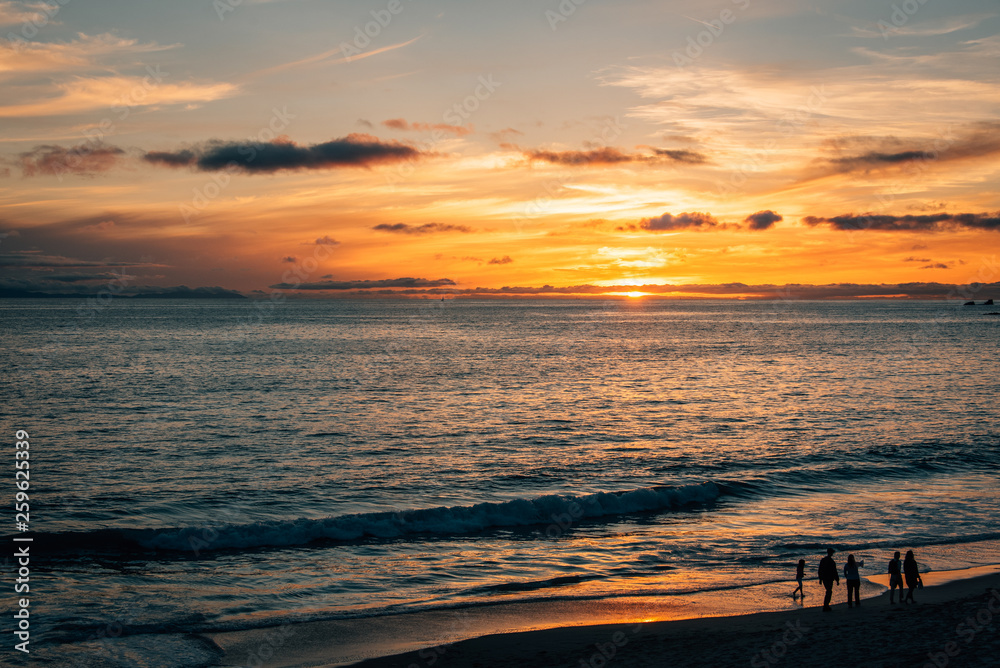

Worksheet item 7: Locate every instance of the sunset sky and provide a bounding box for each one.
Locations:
[2,0,998,298]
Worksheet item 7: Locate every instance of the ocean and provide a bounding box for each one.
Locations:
[2,298,998,667]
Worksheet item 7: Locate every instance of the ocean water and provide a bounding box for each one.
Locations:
[2,298,998,667]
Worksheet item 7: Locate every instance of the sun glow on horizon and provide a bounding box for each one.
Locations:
[609,291,652,298]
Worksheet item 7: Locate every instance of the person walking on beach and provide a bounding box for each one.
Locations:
[903,550,922,603]
[792,559,805,600]
[843,554,862,607]
[887,551,904,603]
[818,548,839,611]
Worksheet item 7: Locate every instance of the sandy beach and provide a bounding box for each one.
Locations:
[210,567,1000,668]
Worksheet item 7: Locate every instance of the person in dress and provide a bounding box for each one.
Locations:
[903,550,922,603]
[843,554,863,607]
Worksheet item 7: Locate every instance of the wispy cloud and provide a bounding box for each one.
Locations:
[0,75,236,117]
[19,142,125,176]
[382,118,472,136]
[852,13,994,38]
[252,35,423,78]
[372,222,474,235]
[270,277,457,290]
[523,146,707,166]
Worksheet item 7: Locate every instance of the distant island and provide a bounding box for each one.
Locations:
[0,286,247,299]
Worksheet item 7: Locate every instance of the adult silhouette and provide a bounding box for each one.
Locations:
[817,548,839,611]
[843,554,862,607]
[887,551,904,603]
[903,550,921,603]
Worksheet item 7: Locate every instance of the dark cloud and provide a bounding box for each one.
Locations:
[819,123,1000,175]
[144,149,197,167]
[382,119,472,136]
[744,210,783,231]
[314,235,340,246]
[903,256,932,262]
[525,146,708,167]
[372,223,474,235]
[281,256,297,263]
[921,263,952,269]
[830,150,934,167]
[488,256,513,265]
[143,134,423,173]
[19,143,126,177]
[634,212,719,232]
[45,272,135,283]
[803,212,1000,232]
[269,277,457,290]
[650,148,708,164]
[0,252,148,268]
[526,147,637,166]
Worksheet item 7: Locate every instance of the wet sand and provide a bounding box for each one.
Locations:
[210,567,1000,667]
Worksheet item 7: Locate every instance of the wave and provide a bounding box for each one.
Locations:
[778,532,1000,554]
[32,481,726,555]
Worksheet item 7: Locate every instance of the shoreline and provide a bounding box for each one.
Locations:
[208,565,1000,668]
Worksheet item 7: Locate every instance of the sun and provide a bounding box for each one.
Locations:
[607,291,651,298]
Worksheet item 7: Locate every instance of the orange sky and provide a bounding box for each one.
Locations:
[1,0,999,298]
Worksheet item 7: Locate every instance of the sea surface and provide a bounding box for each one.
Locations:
[2,298,999,667]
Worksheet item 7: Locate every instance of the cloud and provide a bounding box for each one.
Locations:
[803,212,1000,232]
[524,146,707,167]
[0,75,235,117]
[252,35,423,77]
[314,235,339,245]
[852,13,994,38]
[903,256,932,262]
[382,118,472,136]
[820,123,1000,175]
[281,256,297,263]
[299,282,1000,300]
[45,272,135,283]
[143,134,423,173]
[632,211,719,232]
[488,256,513,265]
[526,147,637,166]
[650,148,708,164]
[0,251,148,268]
[0,32,178,74]
[743,210,783,231]
[19,143,125,176]
[0,1,51,26]
[372,222,473,235]
[269,277,457,290]
[921,263,952,269]
[490,127,523,143]
[143,149,196,168]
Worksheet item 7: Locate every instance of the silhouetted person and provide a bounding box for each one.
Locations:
[887,551,904,603]
[792,559,805,599]
[817,548,839,611]
[903,550,921,603]
[843,554,862,607]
